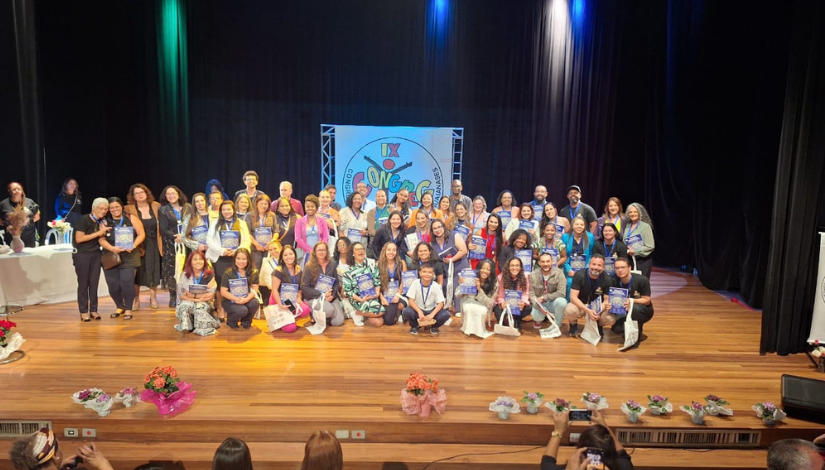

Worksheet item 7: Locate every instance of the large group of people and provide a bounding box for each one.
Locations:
[1,175,657,348]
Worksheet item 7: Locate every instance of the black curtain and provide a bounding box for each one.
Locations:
[760,0,825,355]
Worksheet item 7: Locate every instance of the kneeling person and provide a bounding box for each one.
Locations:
[564,254,612,336]
[402,262,449,335]
[529,253,568,329]
[606,256,653,349]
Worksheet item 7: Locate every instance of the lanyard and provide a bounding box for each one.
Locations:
[223,218,235,231]
[172,206,181,221]
[542,275,550,293]
[421,283,431,306]
[388,265,396,282]
[90,214,99,223]
[196,271,204,284]
[200,214,209,226]
[570,204,581,219]
[115,217,125,228]
[626,222,639,238]
[353,209,361,220]
[259,214,267,226]
[603,241,614,257]
[288,268,298,284]
[472,212,483,226]
[487,232,496,254]
[587,271,600,301]
[571,236,582,255]
[621,276,633,295]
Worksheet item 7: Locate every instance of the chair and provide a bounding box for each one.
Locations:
[44,228,73,245]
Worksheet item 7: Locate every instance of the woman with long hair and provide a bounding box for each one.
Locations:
[234,193,252,220]
[430,218,469,311]
[206,200,252,320]
[183,192,211,254]
[624,202,655,279]
[411,242,445,285]
[333,236,352,275]
[300,431,343,470]
[174,250,220,335]
[403,211,431,260]
[273,196,298,249]
[499,228,531,273]
[540,202,570,241]
[438,195,454,228]
[99,196,145,321]
[408,192,443,228]
[594,196,626,240]
[543,409,632,470]
[490,190,518,229]
[295,194,330,266]
[271,245,310,333]
[469,212,503,271]
[592,222,628,276]
[341,242,385,326]
[376,241,407,325]
[245,193,277,271]
[301,241,345,326]
[159,185,193,307]
[494,256,532,331]
[371,210,405,261]
[125,183,163,310]
[504,203,540,244]
[220,248,260,330]
[55,177,82,226]
[388,187,412,225]
[459,258,498,338]
[212,437,253,470]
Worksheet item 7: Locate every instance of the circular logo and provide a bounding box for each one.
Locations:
[821,276,825,303]
[342,137,443,207]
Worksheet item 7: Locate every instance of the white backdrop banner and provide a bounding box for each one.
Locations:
[334,126,454,208]
[809,232,825,344]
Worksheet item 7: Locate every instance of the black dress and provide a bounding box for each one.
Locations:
[137,208,161,288]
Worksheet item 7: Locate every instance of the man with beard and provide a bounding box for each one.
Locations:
[528,185,549,221]
[563,254,612,337]
[559,185,598,232]
[449,179,472,213]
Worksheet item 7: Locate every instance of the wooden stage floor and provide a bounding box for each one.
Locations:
[0,268,822,464]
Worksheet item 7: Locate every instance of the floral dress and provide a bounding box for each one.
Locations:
[341,259,384,314]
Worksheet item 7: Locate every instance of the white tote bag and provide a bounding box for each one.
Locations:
[537,303,562,339]
[305,298,328,335]
[264,304,296,332]
[494,306,521,337]
[618,299,639,351]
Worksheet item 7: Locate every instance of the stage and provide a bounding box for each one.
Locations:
[0,268,822,469]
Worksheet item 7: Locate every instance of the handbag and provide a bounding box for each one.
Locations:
[263,304,296,332]
[494,306,521,337]
[305,298,328,335]
[174,242,186,278]
[618,299,639,351]
[101,251,122,270]
[537,303,562,339]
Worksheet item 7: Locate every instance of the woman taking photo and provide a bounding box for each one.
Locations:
[562,215,594,289]
[10,427,115,470]
[73,198,109,322]
[540,202,570,240]
[491,190,519,229]
[341,242,385,326]
[174,250,220,335]
[220,248,260,330]
[207,200,251,320]
[411,242,444,285]
[54,177,82,226]
[371,210,405,261]
[183,192,211,254]
[339,192,368,244]
[245,194,277,271]
[273,196,298,249]
[301,242,345,327]
[624,202,655,279]
[543,409,632,470]
[505,203,539,243]
[295,194,330,266]
[458,258,498,338]
[408,192,443,228]
[592,222,628,276]
[469,196,489,235]
[494,256,532,331]
[271,245,310,332]
[533,223,568,269]
[594,197,626,240]
[99,197,145,321]
[469,213,503,271]
[404,211,431,260]
[125,183,162,310]
[377,241,407,326]
[159,185,192,307]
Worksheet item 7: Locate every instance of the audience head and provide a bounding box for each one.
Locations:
[212,437,253,470]
[9,427,63,470]
[767,439,823,470]
[300,431,343,470]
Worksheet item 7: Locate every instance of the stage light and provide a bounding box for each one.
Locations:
[426,0,450,59]
[572,0,585,25]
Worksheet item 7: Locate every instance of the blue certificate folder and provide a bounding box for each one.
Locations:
[192,225,208,244]
[401,271,418,295]
[384,280,399,299]
[229,278,249,298]
[280,283,299,303]
[569,254,587,272]
[625,234,644,252]
[519,220,535,232]
[469,236,487,260]
[254,227,273,246]
[516,249,533,273]
[454,224,471,239]
[505,289,522,316]
[114,226,134,250]
[458,269,477,295]
[347,228,363,243]
[220,230,240,249]
[609,287,628,315]
[356,273,376,297]
[316,274,336,294]
[188,284,208,294]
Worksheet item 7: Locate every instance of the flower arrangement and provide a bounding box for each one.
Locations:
[0,320,17,348]
[812,342,825,372]
[6,206,30,237]
[140,365,197,416]
[400,372,447,417]
[0,319,24,360]
[681,401,707,424]
[47,219,71,231]
[546,398,571,413]
[647,394,673,415]
[114,388,140,408]
[87,393,114,417]
[582,392,609,410]
[752,402,787,425]
[704,394,733,416]
[621,399,647,423]
[489,396,521,419]
[72,388,106,405]
[522,391,544,413]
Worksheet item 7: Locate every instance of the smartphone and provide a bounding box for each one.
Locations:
[586,448,605,470]
[284,299,296,313]
[569,409,592,421]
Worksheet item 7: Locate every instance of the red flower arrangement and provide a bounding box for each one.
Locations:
[140,366,196,416]
[0,320,17,347]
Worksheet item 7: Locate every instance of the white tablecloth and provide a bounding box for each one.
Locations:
[0,245,108,306]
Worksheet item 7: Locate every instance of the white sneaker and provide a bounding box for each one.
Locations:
[352,314,365,327]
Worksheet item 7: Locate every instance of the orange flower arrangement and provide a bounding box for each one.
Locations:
[143,365,180,396]
[140,365,196,416]
[405,372,439,396]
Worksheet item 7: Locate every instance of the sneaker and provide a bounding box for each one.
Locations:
[568,324,578,337]
[430,327,439,336]
[533,322,542,329]
[352,314,365,327]
[410,326,419,335]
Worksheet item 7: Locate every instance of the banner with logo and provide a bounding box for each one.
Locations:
[334,126,454,208]
[809,232,825,344]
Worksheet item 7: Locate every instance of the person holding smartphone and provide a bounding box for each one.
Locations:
[542,409,632,470]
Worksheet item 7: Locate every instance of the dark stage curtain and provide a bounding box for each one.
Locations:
[760,0,825,355]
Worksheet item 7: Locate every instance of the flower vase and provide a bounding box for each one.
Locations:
[818,358,825,374]
[11,236,24,253]
[650,408,662,416]
[497,410,510,420]
[419,401,433,417]
[627,413,640,423]
[763,418,776,426]
[527,404,539,414]
[691,413,705,425]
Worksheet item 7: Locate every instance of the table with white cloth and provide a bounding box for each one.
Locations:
[0,245,108,306]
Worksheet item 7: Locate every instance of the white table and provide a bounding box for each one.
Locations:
[0,245,108,306]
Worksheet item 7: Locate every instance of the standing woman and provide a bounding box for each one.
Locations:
[234,193,252,221]
[245,194,277,271]
[0,182,41,247]
[208,191,224,222]
[624,203,655,279]
[183,192,211,254]
[438,196,454,228]
[469,213,503,271]
[449,202,472,233]
[562,215,595,291]
[99,197,145,320]
[494,257,532,331]
[408,192,443,228]
[124,184,162,310]
[341,242,385,326]
[207,200,252,320]
[491,190,519,229]
[389,187,412,224]
[220,248,260,330]
[159,185,193,307]
[505,203,540,243]
[295,194,330,266]
[366,189,391,252]
[540,203,570,240]
[317,189,341,235]
[55,177,82,226]
[430,218,470,310]
[377,241,407,326]
[404,211,431,261]
[371,210,405,260]
[274,196,298,249]
[339,192,368,244]
[594,197,626,240]
[469,196,489,235]
[73,198,109,322]
[301,242,345,327]
[174,250,220,335]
